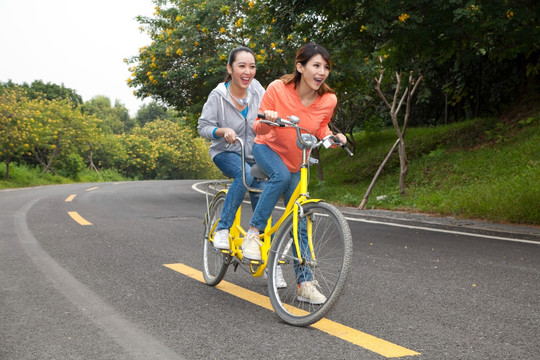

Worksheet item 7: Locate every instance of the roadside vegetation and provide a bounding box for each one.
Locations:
[2,1,538,226]
[2,106,538,225]
[312,106,540,225]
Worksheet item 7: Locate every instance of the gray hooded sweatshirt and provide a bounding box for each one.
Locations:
[198,79,265,162]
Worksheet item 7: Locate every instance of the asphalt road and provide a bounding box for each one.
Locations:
[1,180,539,359]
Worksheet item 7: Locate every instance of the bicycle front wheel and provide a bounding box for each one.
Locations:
[267,202,352,326]
[202,192,229,286]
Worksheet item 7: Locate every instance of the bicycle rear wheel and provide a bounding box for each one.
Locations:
[202,192,229,286]
[267,202,352,326]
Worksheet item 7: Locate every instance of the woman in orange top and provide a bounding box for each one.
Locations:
[242,43,347,304]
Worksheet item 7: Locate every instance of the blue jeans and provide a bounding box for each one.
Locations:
[251,143,311,283]
[250,144,300,230]
[213,151,264,231]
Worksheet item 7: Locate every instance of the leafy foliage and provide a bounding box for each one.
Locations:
[82,96,134,134]
[127,0,539,134]
[5,79,84,107]
[136,101,170,127]
[126,0,303,128]
[263,0,539,125]
[131,119,219,179]
[0,82,218,181]
[0,87,35,179]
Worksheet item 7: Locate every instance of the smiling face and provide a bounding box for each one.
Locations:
[296,54,330,92]
[227,51,256,92]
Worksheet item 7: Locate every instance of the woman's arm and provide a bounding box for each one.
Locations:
[197,94,221,139]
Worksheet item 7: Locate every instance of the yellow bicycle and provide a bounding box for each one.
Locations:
[202,114,353,326]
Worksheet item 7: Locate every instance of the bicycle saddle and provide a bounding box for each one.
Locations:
[250,164,269,180]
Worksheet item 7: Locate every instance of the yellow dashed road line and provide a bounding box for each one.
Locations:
[65,194,76,202]
[67,211,92,225]
[164,262,420,358]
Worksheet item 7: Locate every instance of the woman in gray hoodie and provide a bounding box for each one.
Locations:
[198,46,265,251]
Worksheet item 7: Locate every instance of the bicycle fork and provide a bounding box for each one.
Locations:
[291,201,318,268]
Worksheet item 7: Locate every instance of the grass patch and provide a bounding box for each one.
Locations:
[0,163,128,189]
[311,111,540,225]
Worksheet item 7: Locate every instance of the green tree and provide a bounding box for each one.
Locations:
[29,98,100,175]
[134,119,219,179]
[83,96,133,134]
[120,133,159,179]
[0,88,34,179]
[126,0,299,128]
[263,0,539,124]
[91,133,128,172]
[136,101,169,126]
[20,80,83,107]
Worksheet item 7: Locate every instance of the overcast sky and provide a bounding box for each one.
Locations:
[0,0,156,116]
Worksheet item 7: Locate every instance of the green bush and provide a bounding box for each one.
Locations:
[57,153,85,179]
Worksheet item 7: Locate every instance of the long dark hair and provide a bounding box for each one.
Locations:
[281,43,334,96]
[223,46,256,82]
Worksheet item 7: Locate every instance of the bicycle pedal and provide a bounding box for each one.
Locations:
[242,258,263,266]
[220,249,232,255]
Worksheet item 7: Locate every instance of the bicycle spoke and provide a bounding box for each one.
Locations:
[202,192,229,286]
[267,202,352,326]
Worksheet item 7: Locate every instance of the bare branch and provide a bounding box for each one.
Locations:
[374,70,393,110]
[391,72,401,115]
[395,86,409,116]
[403,75,423,136]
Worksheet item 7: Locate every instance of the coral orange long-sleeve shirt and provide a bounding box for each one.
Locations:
[254,80,337,172]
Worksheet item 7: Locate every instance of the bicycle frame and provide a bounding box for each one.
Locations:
[202,115,353,326]
[205,162,312,278]
[206,116,351,278]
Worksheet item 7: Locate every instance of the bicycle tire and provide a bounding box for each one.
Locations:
[267,202,352,326]
[202,192,229,286]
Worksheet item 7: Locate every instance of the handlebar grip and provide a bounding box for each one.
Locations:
[328,135,354,156]
[257,113,284,126]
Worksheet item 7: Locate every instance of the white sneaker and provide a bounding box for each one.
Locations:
[241,233,262,260]
[264,266,287,288]
[297,281,326,305]
[213,229,229,250]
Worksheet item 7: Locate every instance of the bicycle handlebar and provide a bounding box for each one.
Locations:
[257,113,353,156]
[257,112,298,127]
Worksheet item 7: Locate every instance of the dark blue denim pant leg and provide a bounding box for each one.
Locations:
[213,151,264,230]
[291,218,312,283]
[250,144,293,231]
[250,144,310,283]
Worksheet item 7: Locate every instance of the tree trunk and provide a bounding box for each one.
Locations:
[87,143,100,173]
[43,141,60,174]
[4,156,11,180]
[368,64,422,206]
[359,139,400,209]
[397,140,408,194]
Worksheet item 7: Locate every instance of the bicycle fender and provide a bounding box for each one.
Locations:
[299,198,323,205]
[204,189,228,227]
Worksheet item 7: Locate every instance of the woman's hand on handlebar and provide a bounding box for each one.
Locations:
[221,127,238,144]
[260,110,279,123]
[335,133,347,145]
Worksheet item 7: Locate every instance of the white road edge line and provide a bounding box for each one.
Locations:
[14,199,184,360]
[192,181,539,245]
